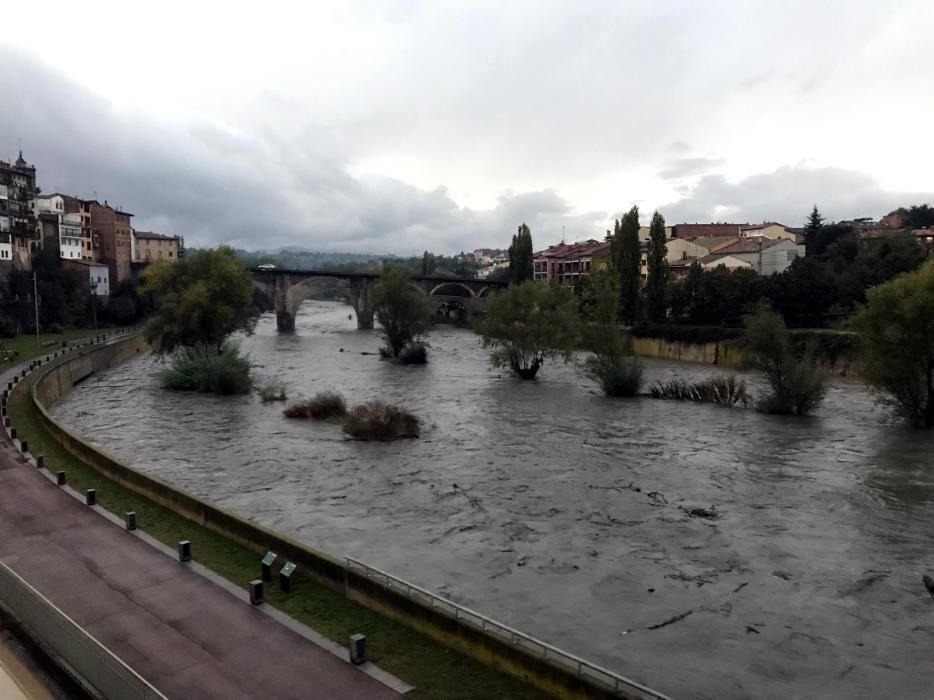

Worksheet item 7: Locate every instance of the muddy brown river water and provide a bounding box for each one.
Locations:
[54,301,934,699]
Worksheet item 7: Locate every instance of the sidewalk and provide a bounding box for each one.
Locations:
[0,357,401,700]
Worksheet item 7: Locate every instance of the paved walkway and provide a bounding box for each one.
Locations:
[0,357,401,700]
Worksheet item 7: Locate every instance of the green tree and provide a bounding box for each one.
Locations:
[142,246,257,355]
[803,205,825,255]
[611,206,641,324]
[852,259,934,427]
[645,211,668,322]
[421,251,437,276]
[581,269,642,396]
[370,267,431,357]
[476,281,579,380]
[508,224,534,284]
[742,304,825,415]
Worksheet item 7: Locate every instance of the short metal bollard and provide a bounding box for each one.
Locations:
[125,512,137,530]
[249,579,264,605]
[56,471,66,486]
[19,440,27,454]
[261,551,277,582]
[36,455,44,469]
[86,489,96,506]
[279,561,296,593]
[177,540,192,562]
[349,634,367,665]
[9,428,16,440]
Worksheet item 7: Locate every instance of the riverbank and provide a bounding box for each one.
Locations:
[8,367,555,699]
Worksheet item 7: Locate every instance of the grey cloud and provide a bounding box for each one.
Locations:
[659,166,933,226]
[658,157,725,181]
[0,49,598,254]
[668,141,691,154]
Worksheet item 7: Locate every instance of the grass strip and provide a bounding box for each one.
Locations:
[9,372,549,700]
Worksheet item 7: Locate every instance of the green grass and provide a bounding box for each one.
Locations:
[0,329,106,364]
[8,374,550,700]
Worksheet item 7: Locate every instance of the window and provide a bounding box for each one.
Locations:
[786,251,797,261]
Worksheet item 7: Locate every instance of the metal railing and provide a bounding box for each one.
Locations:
[0,562,167,700]
[345,557,672,700]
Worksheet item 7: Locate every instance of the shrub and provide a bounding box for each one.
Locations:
[343,401,420,440]
[46,323,65,334]
[852,259,934,427]
[742,305,826,415]
[649,375,748,407]
[162,342,252,395]
[583,353,643,397]
[789,330,860,367]
[284,391,347,420]
[256,381,288,403]
[399,342,428,365]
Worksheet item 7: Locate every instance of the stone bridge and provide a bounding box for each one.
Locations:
[249,268,507,332]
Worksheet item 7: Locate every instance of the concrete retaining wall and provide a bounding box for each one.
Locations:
[630,336,744,367]
[28,335,660,700]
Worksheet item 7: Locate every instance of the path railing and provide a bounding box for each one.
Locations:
[346,557,672,700]
[0,561,167,700]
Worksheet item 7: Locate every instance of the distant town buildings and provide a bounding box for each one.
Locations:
[537,221,807,287]
[0,151,185,297]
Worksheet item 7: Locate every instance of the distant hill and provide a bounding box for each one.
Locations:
[232,248,396,270]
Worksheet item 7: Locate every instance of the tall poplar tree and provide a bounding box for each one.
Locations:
[611,206,641,324]
[645,211,668,321]
[508,223,534,284]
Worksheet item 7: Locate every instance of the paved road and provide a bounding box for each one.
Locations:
[0,359,400,700]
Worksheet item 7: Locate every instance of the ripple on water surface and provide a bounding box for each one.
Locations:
[54,301,934,699]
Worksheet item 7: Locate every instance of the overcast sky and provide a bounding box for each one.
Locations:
[3,1,933,253]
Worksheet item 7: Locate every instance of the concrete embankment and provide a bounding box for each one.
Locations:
[29,333,668,700]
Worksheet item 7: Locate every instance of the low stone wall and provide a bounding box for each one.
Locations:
[28,335,663,700]
[631,334,860,376]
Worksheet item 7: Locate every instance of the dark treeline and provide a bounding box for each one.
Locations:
[0,247,152,337]
[667,226,927,328]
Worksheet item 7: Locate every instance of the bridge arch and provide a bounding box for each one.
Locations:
[428,282,475,298]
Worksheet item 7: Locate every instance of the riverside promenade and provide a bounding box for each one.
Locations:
[0,355,402,700]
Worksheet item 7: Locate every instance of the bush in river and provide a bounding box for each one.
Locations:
[162,342,252,395]
[399,342,428,365]
[649,375,748,407]
[256,380,288,403]
[342,400,420,440]
[283,391,348,420]
[741,304,826,415]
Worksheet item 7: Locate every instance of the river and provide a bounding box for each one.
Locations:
[53,301,934,699]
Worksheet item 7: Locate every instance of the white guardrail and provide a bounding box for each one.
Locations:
[345,557,672,700]
[0,561,167,700]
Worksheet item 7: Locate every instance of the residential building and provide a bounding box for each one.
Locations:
[60,195,94,261]
[35,194,84,260]
[739,222,798,242]
[671,223,744,239]
[0,151,39,267]
[533,238,611,284]
[914,229,934,251]
[714,237,805,275]
[133,231,182,262]
[63,259,110,296]
[90,201,134,283]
